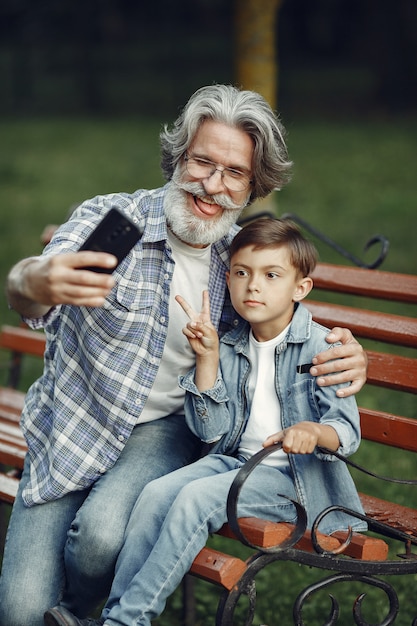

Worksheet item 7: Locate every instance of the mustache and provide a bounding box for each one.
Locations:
[172,177,245,211]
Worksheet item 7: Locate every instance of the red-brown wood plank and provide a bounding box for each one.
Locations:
[331,530,389,560]
[0,325,46,357]
[219,519,388,561]
[311,263,417,304]
[360,409,417,452]
[0,441,26,469]
[365,351,417,393]
[360,493,417,538]
[0,388,25,423]
[305,301,417,348]
[190,547,247,589]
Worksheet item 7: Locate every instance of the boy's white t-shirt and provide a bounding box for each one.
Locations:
[139,230,211,423]
[238,326,290,467]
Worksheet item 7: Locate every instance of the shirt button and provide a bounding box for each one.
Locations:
[118,435,125,442]
[160,316,166,324]
[164,273,169,280]
[98,467,106,474]
[233,318,239,327]
[135,398,141,405]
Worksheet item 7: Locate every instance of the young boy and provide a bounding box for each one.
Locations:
[44,218,366,626]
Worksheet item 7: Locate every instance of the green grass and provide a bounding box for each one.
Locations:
[1,114,416,624]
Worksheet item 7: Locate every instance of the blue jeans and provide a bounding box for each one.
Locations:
[102,454,297,626]
[0,415,201,626]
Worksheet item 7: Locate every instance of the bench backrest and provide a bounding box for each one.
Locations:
[1,265,416,452]
[306,263,417,454]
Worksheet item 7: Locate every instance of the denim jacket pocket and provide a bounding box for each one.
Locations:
[285,378,320,426]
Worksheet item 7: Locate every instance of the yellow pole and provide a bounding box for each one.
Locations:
[234,0,282,218]
[235,0,282,109]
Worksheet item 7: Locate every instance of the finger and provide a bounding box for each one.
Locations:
[313,347,357,367]
[263,431,284,447]
[326,326,354,344]
[311,353,359,375]
[182,326,199,340]
[72,251,118,272]
[175,295,198,321]
[316,372,360,395]
[201,290,211,319]
[52,283,113,305]
[336,380,362,398]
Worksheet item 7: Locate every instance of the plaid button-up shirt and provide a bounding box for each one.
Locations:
[21,184,240,505]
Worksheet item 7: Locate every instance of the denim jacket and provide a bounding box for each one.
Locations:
[179,303,366,534]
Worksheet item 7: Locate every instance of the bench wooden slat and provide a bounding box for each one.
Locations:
[0,388,26,422]
[0,472,19,504]
[190,547,247,590]
[0,420,26,444]
[218,519,388,561]
[218,518,341,552]
[311,263,417,304]
[360,409,417,452]
[0,438,26,468]
[365,350,417,393]
[332,530,389,560]
[305,301,417,348]
[360,493,417,539]
[0,325,46,357]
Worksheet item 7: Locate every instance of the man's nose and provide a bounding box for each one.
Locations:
[202,168,227,195]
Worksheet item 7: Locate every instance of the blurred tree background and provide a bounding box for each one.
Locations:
[1,0,416,117]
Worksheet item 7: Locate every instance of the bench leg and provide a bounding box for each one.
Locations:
[182,575,196,626]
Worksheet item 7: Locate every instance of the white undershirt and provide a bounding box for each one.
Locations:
[238,326,290,467]
[139,230,211,422]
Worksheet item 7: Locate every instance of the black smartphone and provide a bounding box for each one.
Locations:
[78,208,141,273]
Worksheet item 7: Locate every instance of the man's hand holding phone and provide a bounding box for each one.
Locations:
[78,208,141,273]
[18,252,117,310]
[6,209,140,316]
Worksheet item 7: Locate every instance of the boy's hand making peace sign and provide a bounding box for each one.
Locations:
[175,290,220,391]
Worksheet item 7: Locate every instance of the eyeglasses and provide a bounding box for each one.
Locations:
[184,155,252,192]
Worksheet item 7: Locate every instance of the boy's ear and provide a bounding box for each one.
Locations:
[225,271,230,288]
[293,276,313,302]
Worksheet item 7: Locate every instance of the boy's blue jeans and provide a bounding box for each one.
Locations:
[103,454,297,626]
[0,415,201,626]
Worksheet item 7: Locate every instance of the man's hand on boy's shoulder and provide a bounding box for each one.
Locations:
[310,327,367,397]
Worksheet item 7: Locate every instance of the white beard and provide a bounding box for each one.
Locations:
[163,173,250,246]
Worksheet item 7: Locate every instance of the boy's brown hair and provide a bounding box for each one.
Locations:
[230,218,318,277]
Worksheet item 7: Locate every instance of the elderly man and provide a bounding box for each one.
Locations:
[0,84,366,626]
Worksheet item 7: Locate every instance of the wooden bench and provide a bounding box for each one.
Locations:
[1,264,416,625]
[0,325,45,504]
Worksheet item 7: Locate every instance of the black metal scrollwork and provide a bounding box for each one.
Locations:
[281,213,390,269]
[219,444,416,625]
[315,448,417,555]
[293,573,399,626]
[238,211,390,269]
[226,443,307,551]
[318,447,417,486]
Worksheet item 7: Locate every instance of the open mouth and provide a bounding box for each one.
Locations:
[192,194,221,218]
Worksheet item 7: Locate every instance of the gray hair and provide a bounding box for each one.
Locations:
[160,84,293,202]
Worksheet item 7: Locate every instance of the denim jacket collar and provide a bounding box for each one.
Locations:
[221,302,313,354]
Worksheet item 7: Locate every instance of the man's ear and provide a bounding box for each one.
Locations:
[225,271,230,289]
[293,276,313,302]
